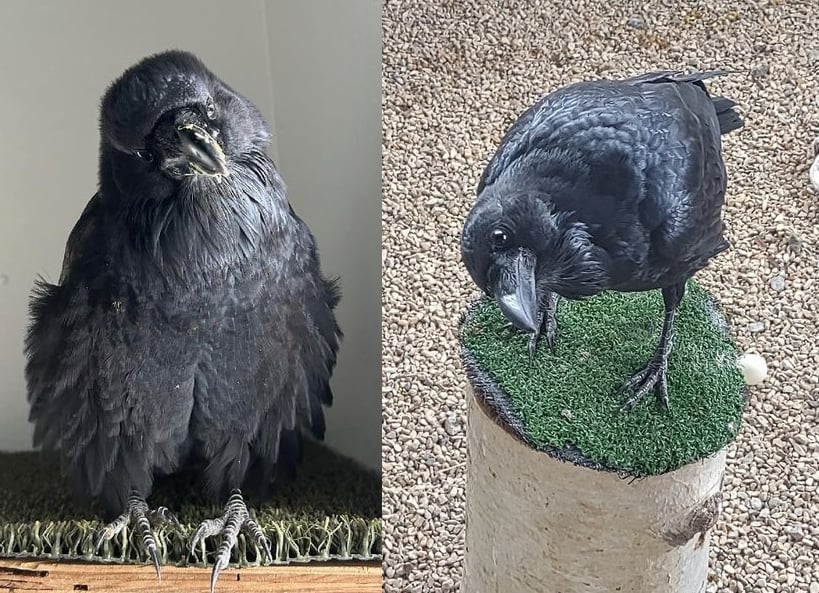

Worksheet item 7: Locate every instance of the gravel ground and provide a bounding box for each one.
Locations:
[382,1,819,591]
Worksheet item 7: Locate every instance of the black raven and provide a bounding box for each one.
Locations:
[24,50,341,590]
[461,71,742,410]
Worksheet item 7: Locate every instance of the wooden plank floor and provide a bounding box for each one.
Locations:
[0,559,381,593]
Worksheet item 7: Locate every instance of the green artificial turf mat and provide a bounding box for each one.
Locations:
[460,281,746,477]
[0,441,381,566]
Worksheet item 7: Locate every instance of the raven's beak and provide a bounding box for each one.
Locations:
[175,124,229,177]
[493,248,538,333]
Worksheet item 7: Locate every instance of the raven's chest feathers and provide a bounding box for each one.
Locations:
[123,164,287,280]
[79,170,321,361]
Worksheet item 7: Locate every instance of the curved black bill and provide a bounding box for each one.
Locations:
[494,248,538,333]
[175,124,228,177]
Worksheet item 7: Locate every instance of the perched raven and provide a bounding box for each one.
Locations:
[461,71,742,410]
[24,50,341,590]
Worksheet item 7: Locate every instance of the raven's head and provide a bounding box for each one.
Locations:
[461,189,609,334]
[99,50,269,198]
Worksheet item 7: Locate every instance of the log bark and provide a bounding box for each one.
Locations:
[461,385,726,593]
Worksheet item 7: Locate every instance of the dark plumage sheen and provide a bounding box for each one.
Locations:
[24,50,341,587]
[462,70,742,410]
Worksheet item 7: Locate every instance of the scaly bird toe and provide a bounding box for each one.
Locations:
[95,492,176,582]
[528,308,559,362]
[532,293,560,359]
[617,359,670,412]
[527,330,540,363]
[191,489,272,593]
[542,316,557,350]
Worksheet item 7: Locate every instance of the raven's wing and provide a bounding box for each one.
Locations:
[27,193,104,425]
[476,76,644,194]
[25,194,190,515]
[24,195,132,507]
[618,72,733,263]
[476,98,545,195]
[59,193,104,283]
[479,70,733,193]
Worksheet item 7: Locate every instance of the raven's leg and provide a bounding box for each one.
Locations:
[191,489,272,593]
[528,291,559,361]
[617,283,686,411]
[95,491,180,581]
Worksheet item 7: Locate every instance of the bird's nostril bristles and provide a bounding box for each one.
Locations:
[176,124,208,142]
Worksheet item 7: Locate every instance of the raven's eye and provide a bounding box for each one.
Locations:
[205,97,217,120]
[490,228,509,248]
[134,149,153,162]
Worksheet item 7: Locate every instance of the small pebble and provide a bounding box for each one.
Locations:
[768,497,785,510]
[770,276,785,292]
[626,15,645,28]
[444,414,460,436]
[787,234,802,253]
[751,63,771,77]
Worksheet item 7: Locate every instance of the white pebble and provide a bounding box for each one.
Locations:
[737,353,768,385]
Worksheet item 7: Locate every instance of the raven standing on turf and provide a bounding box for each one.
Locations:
[461,71,742,410]
[24,50,341,590]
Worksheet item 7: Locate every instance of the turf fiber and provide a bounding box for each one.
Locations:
[0,440,381,566]
[460,281,746,477]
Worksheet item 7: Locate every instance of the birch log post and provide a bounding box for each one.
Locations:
[458,286,750,593]
[461,385,725,593]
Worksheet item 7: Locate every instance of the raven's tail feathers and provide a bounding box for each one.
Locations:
[711,95,744,136]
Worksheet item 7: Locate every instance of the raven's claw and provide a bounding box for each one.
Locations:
[618,304,677,412]
[542,311,557,349]
[527,293,559,362]
[95,493,178,582]
[527,330,540,362]
[191,489,272,593]
[617,355,670,411]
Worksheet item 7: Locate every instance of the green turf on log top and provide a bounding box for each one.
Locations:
[0,440,381,565]
[460,281,746,477]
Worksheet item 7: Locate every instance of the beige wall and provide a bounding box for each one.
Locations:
[265,0,383,473]
[0,0,381,471]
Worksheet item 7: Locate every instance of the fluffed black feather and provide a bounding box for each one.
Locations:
[24,50,342,516]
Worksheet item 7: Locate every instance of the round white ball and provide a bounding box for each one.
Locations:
[737,353,768,385]
[810,156,819,193]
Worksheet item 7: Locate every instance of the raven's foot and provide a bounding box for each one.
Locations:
[191,489,272,593]
[617,354,670,411]
[527,324,542,362]
[95,492,180,581]
[528,294,559,362]
[542,306,558,348]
